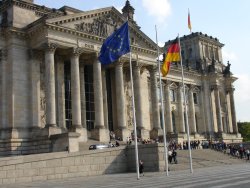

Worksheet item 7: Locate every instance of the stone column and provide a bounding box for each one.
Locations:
[178,84,185,133]
[213,85,223,133]
[165,81,173,133]
[189,86,197,134]
[80,65,86,129]
[228,88,238,133]
[55,56,66,130]
[45,43,57,128]
[115,62,130,140]
[133,63,149,139]
[92,54,109,142]
[201,78,213,137]
[149,66,162,139]
[70,48,82,130]
[29,50,42,129]
[0,49,8,139]
[225,92,233,133]
[71,48,87,142]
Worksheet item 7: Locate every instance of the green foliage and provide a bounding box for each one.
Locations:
[238,122,250,142]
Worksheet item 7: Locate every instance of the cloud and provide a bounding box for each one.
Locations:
[142,0,171,23]
[158,41,165,47]
[222,49,238,62]
[234,73,250,121]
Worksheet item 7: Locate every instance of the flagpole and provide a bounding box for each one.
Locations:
[129,40,140,180]
[155,25,169,176]
[178,34,193,173]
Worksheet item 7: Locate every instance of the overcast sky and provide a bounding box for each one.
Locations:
[35,0,250,122]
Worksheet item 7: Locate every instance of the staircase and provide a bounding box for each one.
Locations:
[168,149,247,171]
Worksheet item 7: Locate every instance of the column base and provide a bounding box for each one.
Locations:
[91,127,109,142]
[115,128,131,141]
[75,127,88,142]
[150,128,163,140]
[42,126,62,137]
[137,128,150,140]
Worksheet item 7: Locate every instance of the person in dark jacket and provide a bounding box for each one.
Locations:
[139,160,144,176]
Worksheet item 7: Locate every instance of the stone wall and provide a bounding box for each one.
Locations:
[0,144,166,185]
[0,146,127,185]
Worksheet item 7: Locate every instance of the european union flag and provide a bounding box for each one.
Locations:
[99,22,130,65]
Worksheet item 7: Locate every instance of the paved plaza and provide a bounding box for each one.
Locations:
[2,163,250,188]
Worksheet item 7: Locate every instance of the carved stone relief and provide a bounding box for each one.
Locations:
[75,14,117,38]
[124,69,133,128]
[40,60,46,127]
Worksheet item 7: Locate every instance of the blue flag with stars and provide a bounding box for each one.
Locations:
[99,22,130,65]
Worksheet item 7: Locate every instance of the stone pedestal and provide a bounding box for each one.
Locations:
[42,126,62,137]
[137,128,150,140]
[68,132,81,152]
[91,128,109,142]
[75,127,87,142]
[116,128,131,141]
[150,128,163,140]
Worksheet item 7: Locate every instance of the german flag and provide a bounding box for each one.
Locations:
[188,9,192,32]
[161,38,180,76]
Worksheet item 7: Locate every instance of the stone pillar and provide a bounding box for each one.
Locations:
[80,65,86,129]
[226,92,233,133]
[201,78,213,137]
[102,69,109,129]
[165,81,173,133]
[44,43,57,128]
[0,49,8,139]
[228,88,238,133]
[189,86,197,134]
[178,84,185,133]
[29,50,42,129]
[133,63,149,139]
[70,48,87,142]
[149,66,162,139]
[213,85,223,133]
[92,54,109,142]
[55,56,66,130]
[115,62,130,140]
[70,48,82,130]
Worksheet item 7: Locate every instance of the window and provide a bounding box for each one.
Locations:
[170,89,176,102]
[172,111,176,133]
[85,65,95,131]
[193,93,198,104]
[188,48,192,58]
[106,69,113,131]
[64,61,72,129]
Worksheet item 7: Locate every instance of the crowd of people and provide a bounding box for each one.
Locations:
[211,141,250,160]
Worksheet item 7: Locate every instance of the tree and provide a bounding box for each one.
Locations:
[238,122,250,142]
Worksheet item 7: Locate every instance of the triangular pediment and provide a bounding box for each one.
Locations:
[45,6,158,51]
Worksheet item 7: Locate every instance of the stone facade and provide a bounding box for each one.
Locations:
[0,0,241,156]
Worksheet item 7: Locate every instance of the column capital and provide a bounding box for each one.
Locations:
[44,43,58,53]
[0,49,7,61]
[72,47,84,57]
[226,87,235,93]
[116,61,124,67]
[210,84,220,91]
[148,65,158,73]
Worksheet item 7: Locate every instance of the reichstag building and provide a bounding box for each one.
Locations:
[0,0,242,155]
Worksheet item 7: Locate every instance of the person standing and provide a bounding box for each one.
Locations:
[139,160,144,176]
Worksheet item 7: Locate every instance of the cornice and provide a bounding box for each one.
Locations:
[30,22,158,56]
[1,27,27,39]
[0,0,64,18]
